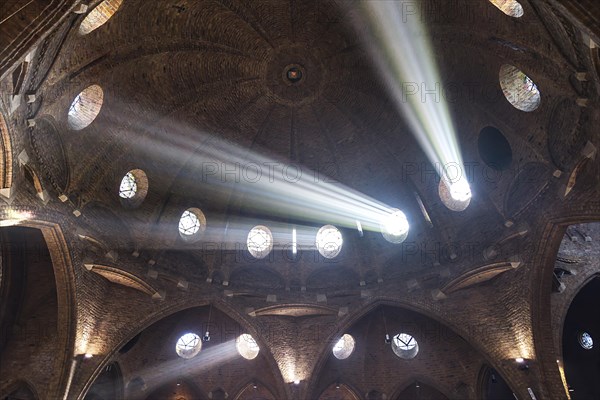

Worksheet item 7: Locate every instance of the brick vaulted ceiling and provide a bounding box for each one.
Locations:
[17,0,597,285]
[1,0,600,398]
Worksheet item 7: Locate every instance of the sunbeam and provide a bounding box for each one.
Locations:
[348,0,472,203]
[102,106,411,241]
[137,339,239,395]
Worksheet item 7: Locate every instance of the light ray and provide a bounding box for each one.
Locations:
[102,109,411,236]
[135,340,239,395]
[348,0,472,202]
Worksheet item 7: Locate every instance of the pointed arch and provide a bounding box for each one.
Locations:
[308,300,520,398]
[233,378,277,400]
[318,382,361,400]
[2,379,39,399]
[476,365,515,400]
[561,276,600,398]
[144,377,207,400]
[79,301,286,400]
[392,380,449,400]
[84,362,124,400]
[0,222,76,399]
[531,217,600,397]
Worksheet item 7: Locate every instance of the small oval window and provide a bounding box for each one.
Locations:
[332,334,355,360]
[175,332,202,359]
[68,85,104,130]
[178,208,207,242]
[118,169,148,208]
[499,65,541,112]
[79,0,123,35]
[488,0,524,18]
[478,126,513,171]
[316,225,343,259]
[392,333,419,359]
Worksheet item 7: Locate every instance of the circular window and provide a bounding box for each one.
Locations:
[237,334,260,360]
[439,178,471,212]
[380,209,410,244]
[247,225,273,259]
[119,171,137,199]
[178,208,206,242]
[118,169,148,207]
[478,126,513,171]
[392,333,419,359]
[579,332,593,350]
[488,0,524,18]
[499,65,541,112]
[333,334,355,360]
[316,225,343,259]
[68,85,104,130]
[176,332,202,359]
[79,0,123,35]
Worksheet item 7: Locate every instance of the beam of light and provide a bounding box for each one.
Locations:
[134,339,239,395]
[102,108,411,241]
[347,1,471,202]
[191,149,396,231]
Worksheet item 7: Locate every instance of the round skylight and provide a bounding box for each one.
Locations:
[68,85,103,130]
[119,171,137,199]
[247,225,273,259]
[237,334,260,360]
[439,178,471,212]
[392,333,419,359]
[79,0,123,35]
[316,225,343,259]
[488,0,524,18]
[499,64,541,112]
[332,334,355,360]
[380,209,409,243]
[178,208,206,242]
[579,332,593,350]
[449,178,472,202]
[118,169,148,207]
[175,332,202,359]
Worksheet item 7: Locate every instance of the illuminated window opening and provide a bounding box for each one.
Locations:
[178,208,206,242]
[119,172,137,199]
[579,332,593,350]
[68,85,103,130]
[79,0,123,35]
[439,178,471,212]
[380,209,409,243]
[392,333,419,359]
[315,225,343,259]
[488,0,524,18]
[247,225,273,259]
[237,334,260,360]
[499,64,541,112]
[118,169,148,207]
[176,332,202,359]
[332,334,355,360]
